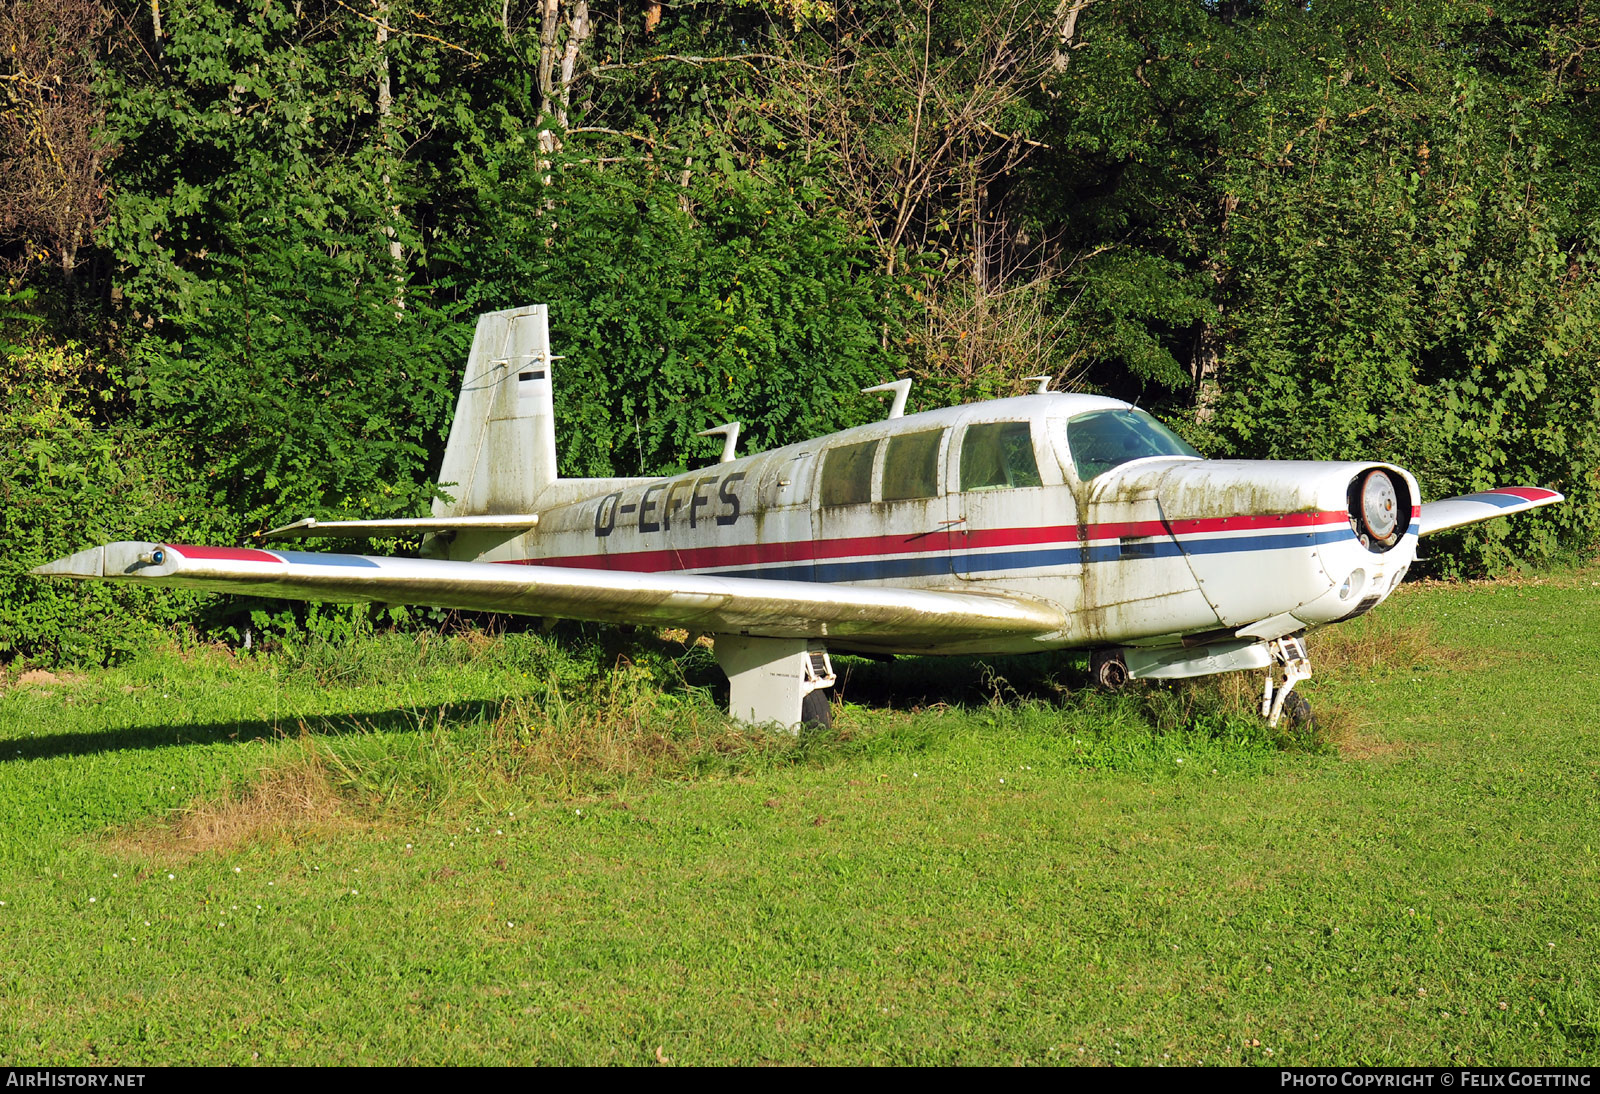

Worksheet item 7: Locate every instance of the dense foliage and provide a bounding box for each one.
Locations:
[3,0,1598,661]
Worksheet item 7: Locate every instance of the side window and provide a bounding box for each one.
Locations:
[820,439,879,507]
[960,422,1042,491]
[882,429,943,501]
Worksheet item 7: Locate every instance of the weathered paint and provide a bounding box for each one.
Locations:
[490,391,1432,656]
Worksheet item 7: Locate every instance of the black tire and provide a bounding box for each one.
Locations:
[801,689,833,731]
[1090,650,1129,691]
[1280,690,1315,729]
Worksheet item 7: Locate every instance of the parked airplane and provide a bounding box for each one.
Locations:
[34,304,1563,729]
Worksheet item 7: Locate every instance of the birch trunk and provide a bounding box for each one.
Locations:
[558,0,590,128]
[537,0,560,139]
[1051,0,1092,71]
[375,2,403,282]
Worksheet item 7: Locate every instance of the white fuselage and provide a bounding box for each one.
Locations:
[438,393,1420,656]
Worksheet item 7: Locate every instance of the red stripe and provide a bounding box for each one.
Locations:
[1165,511,1347,536]
[1484,487,1559,503]
[166,544,283,564]
[508,510,1353,573]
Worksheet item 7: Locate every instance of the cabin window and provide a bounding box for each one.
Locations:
[882,429,943,501]
[960,422,1042,491]
[1067,408,1201,481]
[820,439,879,507]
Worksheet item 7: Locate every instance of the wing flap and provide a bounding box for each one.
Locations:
[1417,487,1563,537]
[33,542,1067,646]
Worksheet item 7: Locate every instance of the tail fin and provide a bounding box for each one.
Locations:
[433,304,558,517]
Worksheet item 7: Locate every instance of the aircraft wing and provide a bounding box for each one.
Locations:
[32,542,1066,647]
[1416,487,1564,537]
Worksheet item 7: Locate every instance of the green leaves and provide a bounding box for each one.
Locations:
[443,142,904,478]
[1193,2,1600,573]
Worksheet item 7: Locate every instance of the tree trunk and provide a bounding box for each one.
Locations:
[558,0,590,128]
[1192,192,1238,417]
[538,0,560,123]
[1051,0,1093,71]
[973,177,990,297]
[375,2,403,279]
[1191,322,1221,421]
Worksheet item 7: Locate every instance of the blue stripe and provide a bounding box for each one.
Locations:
[707,526,1372,583]
[1178,529,1347,555]
[275,551,381,568]
[1451,492,1524,509]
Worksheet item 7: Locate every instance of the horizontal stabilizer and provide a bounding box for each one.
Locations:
[31,542,1066,649]
[1417,487,1563,537]
[260,515,539,540]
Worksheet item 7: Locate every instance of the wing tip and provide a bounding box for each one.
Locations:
[31,544,108,579]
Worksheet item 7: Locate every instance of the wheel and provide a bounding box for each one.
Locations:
[800,688,833,731]
[1280,690,1315,729]
[1090,650,1129,691]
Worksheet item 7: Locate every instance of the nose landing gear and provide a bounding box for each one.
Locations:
[1091,637,1315,729]
[1261,636,1313,728]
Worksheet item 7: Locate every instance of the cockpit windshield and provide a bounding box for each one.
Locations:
[1066,408,1201,481]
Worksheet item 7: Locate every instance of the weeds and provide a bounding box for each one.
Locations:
[1309,611,1483,677]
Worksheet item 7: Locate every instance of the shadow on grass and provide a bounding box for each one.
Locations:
[829,650,1091,710]
[2,700,499,765]
[659,636,1093,712]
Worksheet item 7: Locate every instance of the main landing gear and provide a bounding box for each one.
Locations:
[1090,649,1129,691]
[713,635,836,732]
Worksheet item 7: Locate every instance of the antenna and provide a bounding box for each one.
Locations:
[861,378,912,419]
[1024,375,1053,394]
[697,421,742,463]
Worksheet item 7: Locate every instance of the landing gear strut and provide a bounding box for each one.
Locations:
[1261,636,1313,728]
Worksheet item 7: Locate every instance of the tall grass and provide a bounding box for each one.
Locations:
[89,618,1398,858]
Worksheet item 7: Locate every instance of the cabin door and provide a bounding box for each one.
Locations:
[945,417,1064,581]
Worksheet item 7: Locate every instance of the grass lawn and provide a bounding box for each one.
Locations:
[0,570,1596,1065]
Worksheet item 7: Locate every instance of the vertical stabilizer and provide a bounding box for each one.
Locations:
[434,304,558,517]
